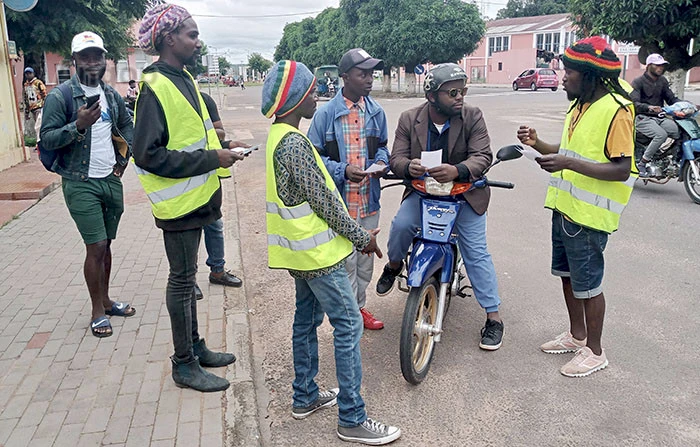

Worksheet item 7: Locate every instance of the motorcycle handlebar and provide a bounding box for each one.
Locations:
[486,180,515,189]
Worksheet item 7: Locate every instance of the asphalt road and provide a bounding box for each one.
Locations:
[216,84,700,447]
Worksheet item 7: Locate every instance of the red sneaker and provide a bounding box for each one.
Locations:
[360,308,384,330]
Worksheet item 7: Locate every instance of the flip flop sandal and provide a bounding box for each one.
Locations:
[90,316,113,338]
[105,301,136,317]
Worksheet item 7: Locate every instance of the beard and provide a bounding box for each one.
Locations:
[566,90,579,101]
[77,65,106,86]
[434,99,461,117]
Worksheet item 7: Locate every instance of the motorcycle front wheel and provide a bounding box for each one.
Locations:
[682,156,700,204]
[400,276,439,384]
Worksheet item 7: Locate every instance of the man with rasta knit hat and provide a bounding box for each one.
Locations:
[517,36,636,377]
[262,60,401,445]
[132,2,243,392]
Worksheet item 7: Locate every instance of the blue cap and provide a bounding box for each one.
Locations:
[24,67,34,73]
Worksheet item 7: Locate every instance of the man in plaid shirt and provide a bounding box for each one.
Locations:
[308,48,389,330]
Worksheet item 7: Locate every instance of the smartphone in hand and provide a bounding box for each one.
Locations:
[231,144,259,156]
[85,94,100,108]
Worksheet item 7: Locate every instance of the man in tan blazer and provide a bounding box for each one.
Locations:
[375,63,504,350]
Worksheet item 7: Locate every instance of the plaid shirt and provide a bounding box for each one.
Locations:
[340,96,374,219]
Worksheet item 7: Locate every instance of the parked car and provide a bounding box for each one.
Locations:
[222,77,238,87]
[512,68,559,91]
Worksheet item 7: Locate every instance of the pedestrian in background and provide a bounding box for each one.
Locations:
[308,48,389,331]
[517,36,636,377]
[262,59,401,445]
[133,2,243,392]
[23,66,47,141]
[40,31,134,338]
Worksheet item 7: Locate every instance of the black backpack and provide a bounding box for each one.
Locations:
[37,83,74,172]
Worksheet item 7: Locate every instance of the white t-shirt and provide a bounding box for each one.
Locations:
[81,83,115,178]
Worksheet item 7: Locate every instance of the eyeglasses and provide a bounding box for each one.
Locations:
[438,87,468,97]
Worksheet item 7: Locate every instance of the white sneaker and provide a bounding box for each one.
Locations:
[560,346,608,377]
[540,331,586,354]
[337,417,401,445]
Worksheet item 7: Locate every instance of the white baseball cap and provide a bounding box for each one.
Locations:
[71,31,106,54]
[645,53,669,65]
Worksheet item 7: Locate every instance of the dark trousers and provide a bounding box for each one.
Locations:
[163,227,202,363]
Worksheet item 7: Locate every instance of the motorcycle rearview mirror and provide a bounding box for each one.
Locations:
[482,144,524,175]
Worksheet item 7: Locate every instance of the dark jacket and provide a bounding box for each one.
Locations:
[40,75,132,181]
[307,90,389,215]
[390,102,493,215]
[132,62,222,231]
[630,72,681,116]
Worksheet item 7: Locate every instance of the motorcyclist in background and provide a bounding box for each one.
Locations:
[630,54,681,176]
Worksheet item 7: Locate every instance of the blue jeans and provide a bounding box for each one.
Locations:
[292,268,366,427]
[203,218,225,273]
[387,192,501,313]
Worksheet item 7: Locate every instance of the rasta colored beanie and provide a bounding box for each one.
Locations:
[261,60,315,119]
[562,36,621,78]
[139,3,192,56]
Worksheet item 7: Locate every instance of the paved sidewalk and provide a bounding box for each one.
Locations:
[0,155,61,228]
[0,167,261,446]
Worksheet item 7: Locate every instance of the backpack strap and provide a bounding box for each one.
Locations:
[56,83,74,122]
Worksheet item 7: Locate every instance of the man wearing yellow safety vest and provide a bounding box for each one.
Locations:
[517,37,637,378]
[262,60,401,445]
[132,3,244,392]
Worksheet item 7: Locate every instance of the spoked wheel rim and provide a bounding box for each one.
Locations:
[683,158,700,203]
[411,284,438,373]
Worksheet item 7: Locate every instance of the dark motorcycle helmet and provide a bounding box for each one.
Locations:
[423,63,468,94]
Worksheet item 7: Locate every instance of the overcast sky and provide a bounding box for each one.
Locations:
[171,0,505,64]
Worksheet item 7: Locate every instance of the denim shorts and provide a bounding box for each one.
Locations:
[62,174,123,245]
[551,211,608,299]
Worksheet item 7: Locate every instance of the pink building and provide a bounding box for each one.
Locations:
[463,13,700,86]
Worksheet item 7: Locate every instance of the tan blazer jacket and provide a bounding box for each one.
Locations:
[389,102,493,215]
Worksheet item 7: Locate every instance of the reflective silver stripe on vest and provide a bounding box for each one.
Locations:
[268,228,339,251]
[266,201,313,219]
[549,177,626,214]
[133,138,208,177]
[204,118,213,130]
[147,170,216,204]
[133,165,150,176]
[559,148,599,165]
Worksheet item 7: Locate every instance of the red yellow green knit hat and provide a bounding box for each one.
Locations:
[261,60,316,119]
[562,36,621,78]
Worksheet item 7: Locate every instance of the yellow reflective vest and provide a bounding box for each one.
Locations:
[545,93,637,233]
[266,123,353,271]
[134,71,224,220]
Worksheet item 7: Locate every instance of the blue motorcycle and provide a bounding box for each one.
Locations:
[383,145,522,384]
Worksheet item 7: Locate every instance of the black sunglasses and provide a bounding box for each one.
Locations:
[438,87,468,98]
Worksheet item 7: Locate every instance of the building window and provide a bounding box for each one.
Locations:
[133,49,152,81]
[537,32,565,55]
[498,62,503,71]
[488,35,510,56]
[563,31,577,50]
[57,67,70,84]
[116,59,130,83]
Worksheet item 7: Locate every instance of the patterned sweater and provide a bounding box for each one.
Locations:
[273,132,371,279]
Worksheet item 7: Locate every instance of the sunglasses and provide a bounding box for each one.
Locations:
[438,87,468,97]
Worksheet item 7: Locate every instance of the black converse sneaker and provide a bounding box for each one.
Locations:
[479,319,504,351]
[375,262,403,296]
[337,417,402,445]
[291,388,339,419]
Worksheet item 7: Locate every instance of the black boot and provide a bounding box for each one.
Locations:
[171,357,230,392]
[193,338,237,367]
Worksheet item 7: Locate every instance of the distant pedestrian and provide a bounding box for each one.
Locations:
[125,79,138,109]
[40,31,134,338]
[262,59,401,445]
[240,79,245,90]
[517,36,636,377]
[134,2,243,392]
[23,67,47,141]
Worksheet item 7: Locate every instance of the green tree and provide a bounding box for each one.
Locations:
[7,0,148,68]
[569,0,700,96]
[218,56,232,75]
[496,0,569,19]
[248,53,273,76]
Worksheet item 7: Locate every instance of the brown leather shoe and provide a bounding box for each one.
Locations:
[360,308,384,330]
[209,270,243,287]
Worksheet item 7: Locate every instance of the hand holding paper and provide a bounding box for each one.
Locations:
[362,163,388,174]
[421,149,443,169]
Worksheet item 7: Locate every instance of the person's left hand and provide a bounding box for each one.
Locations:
[428,164,459,183]
[228,141,251,149]
[536,154,569,173]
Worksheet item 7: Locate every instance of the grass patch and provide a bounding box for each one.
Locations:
[24,137,37,147]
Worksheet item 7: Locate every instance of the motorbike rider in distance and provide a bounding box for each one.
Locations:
[376,63,505,351]
[631,53,681,176]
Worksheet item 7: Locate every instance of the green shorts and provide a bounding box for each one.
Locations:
[62,174,124,245]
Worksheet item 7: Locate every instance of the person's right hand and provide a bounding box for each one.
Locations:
[517,125,538,147]
[649,106,663,114]
[361,228,383,258]
[346,164,367,183]
[408,158,427,178]
[216,149,244,168]
[75,102,101,132]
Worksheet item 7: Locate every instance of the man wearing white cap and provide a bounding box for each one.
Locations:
[630,53,681,176]
[41,31,134,339]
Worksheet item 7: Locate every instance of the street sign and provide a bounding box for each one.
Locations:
[4,0,38,11]
[414,65,425,75]
[616,43,640,55]
[7,41,18,59]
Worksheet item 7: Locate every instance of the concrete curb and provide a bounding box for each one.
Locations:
[222,176,263,446]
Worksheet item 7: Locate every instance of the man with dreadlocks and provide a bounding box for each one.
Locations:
[517,36,636,378]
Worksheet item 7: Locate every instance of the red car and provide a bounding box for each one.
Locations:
[512,68,559,91]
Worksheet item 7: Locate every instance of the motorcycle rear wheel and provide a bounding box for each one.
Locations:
[681,156,700,204]
[400,277,439,385]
